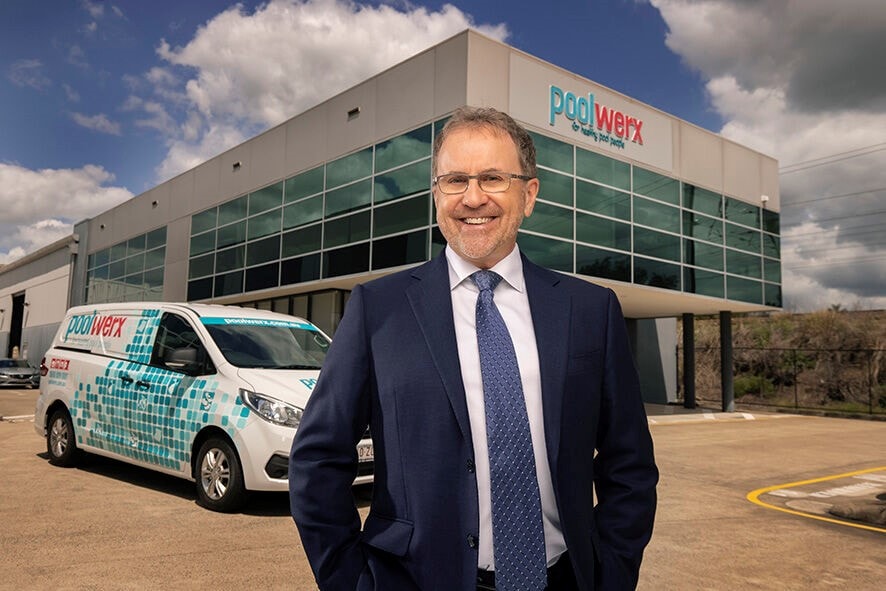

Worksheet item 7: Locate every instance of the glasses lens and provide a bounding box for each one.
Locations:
[478,173,508,193]
[439,174,468,194]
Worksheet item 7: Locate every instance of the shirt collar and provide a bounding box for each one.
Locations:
[444,245,525,293]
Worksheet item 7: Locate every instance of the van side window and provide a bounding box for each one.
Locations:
[150,313,215,375]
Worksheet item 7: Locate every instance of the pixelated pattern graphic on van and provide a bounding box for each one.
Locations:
[69,310,251,472]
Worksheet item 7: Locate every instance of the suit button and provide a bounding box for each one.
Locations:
[467,459,475,473]
[467,534,478,548]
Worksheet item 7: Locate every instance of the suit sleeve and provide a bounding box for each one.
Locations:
[290,284,373,590]
[593,289,659,590]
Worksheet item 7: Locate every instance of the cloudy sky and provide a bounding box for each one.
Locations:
[1,0,883,311]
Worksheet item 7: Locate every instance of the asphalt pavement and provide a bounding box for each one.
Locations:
[2,388,884,590]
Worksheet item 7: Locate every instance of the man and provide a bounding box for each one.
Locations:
[290,107,658,590]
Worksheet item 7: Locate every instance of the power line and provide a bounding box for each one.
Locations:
[781,187,886,208]
[784,254,886,270]
[781,208,886,228]
[779,142,886,174]
[785,224,884,239]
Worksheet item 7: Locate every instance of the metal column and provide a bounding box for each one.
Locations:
[720,310,734,412]
[683,313,696,409]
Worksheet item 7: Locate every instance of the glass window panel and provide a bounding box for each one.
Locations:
[516,233,572,272]
[127,234,146,254]
[93,249,110,268]
[326,147,373,188]
[247,208,282,241]
[146,227,166,250]
[189,253,215,279]
[285,166,324,203]
[431,227,446,258]
[108,259,126,279]
[325,178,371,217]
[684,239,723,271]
[536,168,573,206]
[375,126,432,173]
[576,213,631,251]
[282,223,322,258]
[190,230,216,256]
[576,148,630,190]
[281,253,321,285]
[217,220,247,248]
[725,196,760,228]
[125,253,144,275]
[433,116,449,137]
[283,194,323,230]
[110,242,127,261]
[764,258,781,283]
[726,249,762,278]
[634,227,681,262]
[374,160,431,204]
[634,196,680,233]
[682,184,722,217]
[522,202,572,239]
[215,245,245,273]
[143,267,164,290]
[323,243,370,278]
[725,222,761,253]
[763,209,780,234]
[87,254,96,270]
[763,234,780,259]
[249,182,284,215]
[634,257,680,290]
[765,283,782,307]
[576,181,630,221]
[372,229,429,270]
[529,131,573,174]
[245,262,280,292]
[218,195,248,226]
[684,268,724,298]
[246,235,281,267]
[144,247,165,270]
[633,167,679,205]
[576,245,630,282]
[191,208,217,235]
[214,270,243,297]
[324,211,370,249]
[374,195,428,238]
[727,276,762,304]
[93,264,109,280]
[683,211,723,244]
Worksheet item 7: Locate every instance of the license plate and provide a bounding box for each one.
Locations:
[357,442,374,462]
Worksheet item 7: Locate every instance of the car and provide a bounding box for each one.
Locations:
[0,358,40,388]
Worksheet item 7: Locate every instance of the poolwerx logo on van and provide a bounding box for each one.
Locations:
[65,313,127,339]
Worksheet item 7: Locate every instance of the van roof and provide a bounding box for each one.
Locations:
[64,301,311,324]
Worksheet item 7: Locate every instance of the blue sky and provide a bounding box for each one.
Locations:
[1,0,884,311]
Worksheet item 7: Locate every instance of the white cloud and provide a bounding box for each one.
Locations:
[650,0,886,311]
[71,112,123,135]
[143,0,508,182]
[7,59,52,90]
[0,220,74,265]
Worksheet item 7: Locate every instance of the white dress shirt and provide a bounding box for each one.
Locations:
[445,245,567,570]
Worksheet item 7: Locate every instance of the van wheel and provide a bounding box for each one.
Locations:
[195,437,247,512]
[47,409,78,466]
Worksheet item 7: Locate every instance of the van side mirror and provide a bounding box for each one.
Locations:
[165,347,199,372]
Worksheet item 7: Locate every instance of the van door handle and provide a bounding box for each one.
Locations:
[136,380,151,389]
[119,374,134,385]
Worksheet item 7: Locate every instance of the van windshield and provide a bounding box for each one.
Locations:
[201,317,330,370]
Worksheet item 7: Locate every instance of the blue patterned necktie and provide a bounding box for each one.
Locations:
[471,270,547,591]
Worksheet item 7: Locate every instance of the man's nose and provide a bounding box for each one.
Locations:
[461,179,489,208]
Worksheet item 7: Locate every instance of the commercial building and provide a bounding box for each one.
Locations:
[0,30,781,406]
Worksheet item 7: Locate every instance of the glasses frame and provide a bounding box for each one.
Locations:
[432,171,535,195]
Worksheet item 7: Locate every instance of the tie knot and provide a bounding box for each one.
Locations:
[471,269,503,293]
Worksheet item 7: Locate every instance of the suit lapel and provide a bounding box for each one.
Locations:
[406,254,473,443]
[523,256,571,473]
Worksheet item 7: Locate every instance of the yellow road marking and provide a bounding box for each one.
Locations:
[747,466,886,533]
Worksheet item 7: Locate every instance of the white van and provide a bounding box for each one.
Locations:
[34,302,373,512]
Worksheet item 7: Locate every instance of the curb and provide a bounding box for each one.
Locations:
[647,411,794,425]
[0,414,35,423]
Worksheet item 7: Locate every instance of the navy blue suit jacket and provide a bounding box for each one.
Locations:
[290,252,658,590]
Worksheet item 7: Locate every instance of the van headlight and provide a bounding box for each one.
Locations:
[240,389,303,428]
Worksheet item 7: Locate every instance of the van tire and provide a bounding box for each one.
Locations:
[195,437,247,512]
[47,408,78,467]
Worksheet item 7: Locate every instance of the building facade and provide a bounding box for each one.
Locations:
[2,31,781,403]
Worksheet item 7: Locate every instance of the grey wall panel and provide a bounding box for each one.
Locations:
[723,141,762,204]
[219,143,254,203]
[466,33,510,110]
[193,158,221,216]
[433,32,469,116]
[164,259,188,302]
[0,248,69,290]
[326,79,378,161]
[760,155,780,209]
[165,218,191,266]
[250,124,287,191]
[284,106,328,177]
[167,170,195,221]
[376,49,436,142]
[71,221,89,307]
[679,122,724,193]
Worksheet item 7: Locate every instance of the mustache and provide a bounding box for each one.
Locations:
[450,206,502,218]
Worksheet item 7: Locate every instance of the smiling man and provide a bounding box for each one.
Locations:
[290,107,658,591]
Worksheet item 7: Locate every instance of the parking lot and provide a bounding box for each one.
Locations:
[2,388,884,590]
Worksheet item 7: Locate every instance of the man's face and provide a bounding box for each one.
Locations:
[433,126,538,269]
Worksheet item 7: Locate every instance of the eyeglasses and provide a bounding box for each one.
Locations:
[432,172,534,195]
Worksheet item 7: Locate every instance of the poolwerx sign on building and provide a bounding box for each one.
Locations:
[0,30,781,408]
